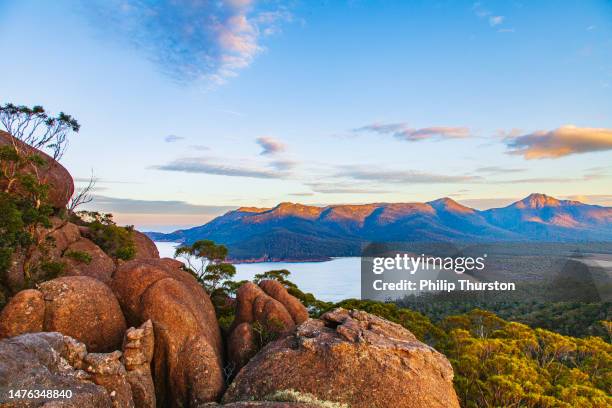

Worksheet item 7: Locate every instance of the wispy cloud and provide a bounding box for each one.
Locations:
[489,15,504,26]
[336,166,479,184]
[165,134,185,143]
[256,136,286,155]
[152,157,282,179]
[306,182,391,194]
[84,195,234,215]
[354,123,470,142]
[189,145,210,151]
[85,0,293,84]
[505,125,612,159]
[269,159,296,171]
[475,166,525,174]
[473,2,513,32]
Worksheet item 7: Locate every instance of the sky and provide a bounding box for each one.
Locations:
[1,0,611,231]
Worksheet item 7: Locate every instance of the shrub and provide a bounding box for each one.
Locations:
[75,211,135,260]
[63,249,92,264]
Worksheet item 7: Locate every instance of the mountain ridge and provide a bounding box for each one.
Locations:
[146,194,612,261]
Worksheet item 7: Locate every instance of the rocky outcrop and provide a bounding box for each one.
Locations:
[227,281,308,373]
[82,350,134,408]
[122,320,156,408]
[112,258,224,407]
[0,332,113,407]
[132,230,160,260]
[4,218,119,292]
[62,237,115,283]
[0,130,74,209]
[258,280,309,325]
[4,218,82,292]
[0,276,127,352]
[224,308,460,408]
[232,282,295,333]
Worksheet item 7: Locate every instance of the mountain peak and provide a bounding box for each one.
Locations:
[269,202,323,218]
[516,193,561,209]
[428,197,475,214]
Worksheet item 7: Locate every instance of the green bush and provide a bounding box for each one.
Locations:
[63,249,92,264]
[75,212,135,260]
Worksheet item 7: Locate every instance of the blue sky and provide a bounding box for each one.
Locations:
[1,0,611,231]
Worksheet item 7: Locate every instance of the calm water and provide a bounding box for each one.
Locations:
[155,242,360,302]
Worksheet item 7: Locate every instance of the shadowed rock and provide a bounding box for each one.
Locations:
[122,320,156,408]
[223,308,460,408]
[0,332,112,407]
[227,322,257,374]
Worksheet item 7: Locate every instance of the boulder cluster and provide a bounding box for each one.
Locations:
[0,131,460,407]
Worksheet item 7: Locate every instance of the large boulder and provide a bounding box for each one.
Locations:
[131,231,159,260]
[61,237,116,283]
[111,258,224,407]
[0,130,74,209]
[223,308,460,408]
[0,332,113,407]
[0,289,45,338]
[227,281,308,373]
[0,276,127,352]
[232,282,295,334]
[258,280,309,325]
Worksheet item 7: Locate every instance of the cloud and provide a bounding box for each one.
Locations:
[189,145,210,151]
[306,182,391,194]
[473,3,513,32]
[164,134,185,143]
[354,123,470,142]
[475,166,525,174]
[562,195,612,206]
[84,195,234,215]
[84,0,292,83]
[506,125,612,159]
[289,192,315,197]
[269,160,296,171]
[337,166,479,184]
[489,16,504,26]
[256,136,286,155]
[152,157,281,179]
[458,197,518,210]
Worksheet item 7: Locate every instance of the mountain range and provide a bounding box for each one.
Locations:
[146,194,612,261]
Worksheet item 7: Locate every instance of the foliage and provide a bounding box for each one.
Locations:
[63,249,92,264]
[0,103,79,161]
[439,309,612,408]
[175,240,236,291]
[0,103,80,298]
[175,240,237,327]
[75,211,135,260]
[317,297,611,407]
[398,289,611,339]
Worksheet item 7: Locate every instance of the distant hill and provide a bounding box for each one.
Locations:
[146,194,612,261]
